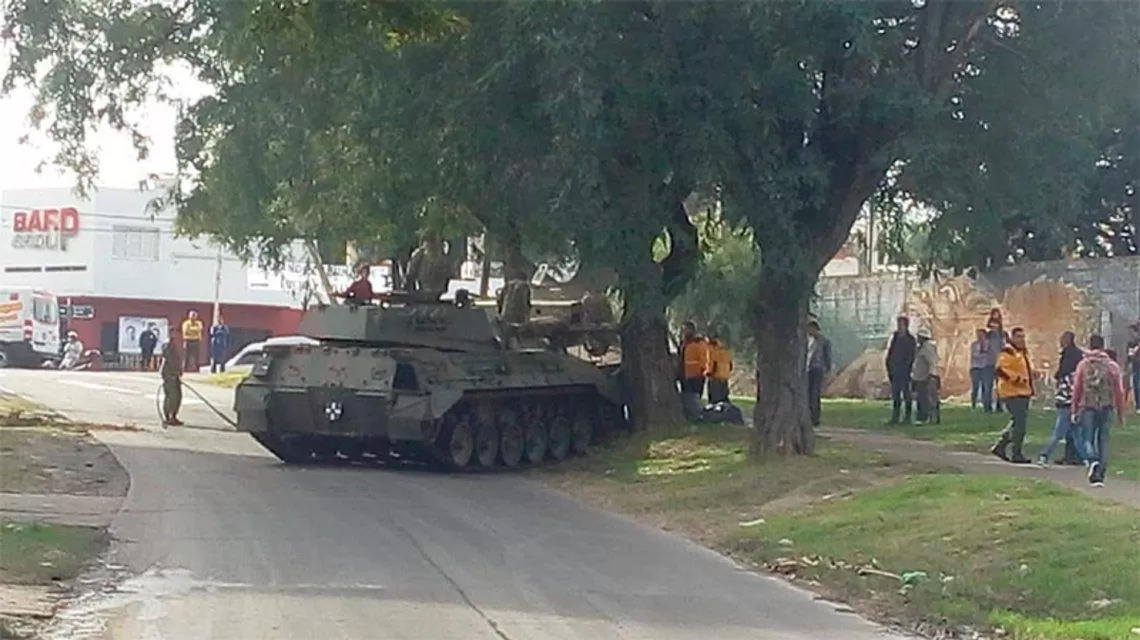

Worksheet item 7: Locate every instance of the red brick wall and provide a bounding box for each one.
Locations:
[61,296,303,359]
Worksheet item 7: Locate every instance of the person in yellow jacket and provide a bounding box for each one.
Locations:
[990,326,1035,464]
[181,310,205,373]
[706,328,733,405]
[678,321,710,418]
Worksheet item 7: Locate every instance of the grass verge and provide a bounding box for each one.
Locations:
[0,395,41,415]
[196,371,248,388]
[816,399,1140,482]
[541,424,1140,639]
[0,521,108,585]
[733,474,1140,640]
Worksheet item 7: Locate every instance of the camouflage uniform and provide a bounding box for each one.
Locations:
[160,342,183,422]
[406,236,451,298]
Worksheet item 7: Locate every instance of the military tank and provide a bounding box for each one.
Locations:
[233,292,628,470]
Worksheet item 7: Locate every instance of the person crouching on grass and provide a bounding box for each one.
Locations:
[1070,334,1126,487]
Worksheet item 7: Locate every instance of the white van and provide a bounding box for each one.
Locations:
[0,287,62,368]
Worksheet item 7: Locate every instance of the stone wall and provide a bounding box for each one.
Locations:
[814,257,1140,400]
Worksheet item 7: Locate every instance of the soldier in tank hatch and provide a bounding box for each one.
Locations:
[406,230,452,299]
[337,263,375,305]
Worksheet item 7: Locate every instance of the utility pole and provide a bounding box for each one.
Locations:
[212,244,223,327]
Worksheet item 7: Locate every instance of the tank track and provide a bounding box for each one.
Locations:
[251,390,627,472]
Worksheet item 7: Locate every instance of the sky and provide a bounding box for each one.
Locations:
[0,48,205,193]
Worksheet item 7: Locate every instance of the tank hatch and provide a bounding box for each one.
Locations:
[298,300,500,352]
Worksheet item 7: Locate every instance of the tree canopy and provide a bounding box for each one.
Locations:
[4,0,1136,452]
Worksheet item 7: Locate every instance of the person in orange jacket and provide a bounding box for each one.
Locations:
[706,327,733,405]
[678,321,710,417]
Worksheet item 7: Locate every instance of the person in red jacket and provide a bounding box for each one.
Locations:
[1070,334,1126,487]
[337,263,375,305]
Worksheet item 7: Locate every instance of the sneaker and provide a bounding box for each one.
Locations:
[1035,456,1048,468]
[1010,457,1032,465]
[1088,461,1100,482]
[990,445,1009,461]
[1091,480,1105,488]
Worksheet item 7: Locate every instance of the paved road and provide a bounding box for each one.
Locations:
[0,369,236,431]
[0,369,909,640]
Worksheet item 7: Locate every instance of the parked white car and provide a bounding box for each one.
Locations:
[200,335,320,375]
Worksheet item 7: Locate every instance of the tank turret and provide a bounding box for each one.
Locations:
[299,295,500,352]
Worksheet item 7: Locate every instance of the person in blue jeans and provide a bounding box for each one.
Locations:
[968,328,994,411]
[209,316,232,374]
[1070,335,1126,487]
[1127,323,1140,410]
[1037,332,1083,466]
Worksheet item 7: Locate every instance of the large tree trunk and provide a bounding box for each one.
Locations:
[749,273,815,457]
[621,306,683,430]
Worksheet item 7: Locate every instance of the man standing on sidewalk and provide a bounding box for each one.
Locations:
[885,315,916,424]
[990,327,1034,464]
[1070,334,1126,487]
[181,310,204,372]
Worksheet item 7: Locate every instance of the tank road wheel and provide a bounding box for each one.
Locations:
[570,411,593,456]
[498,412,524,469]
[547,412,572,462]
[522,408,548,466]
[474,419,501,468]
[441,415,475,469]
[251,432,314,465]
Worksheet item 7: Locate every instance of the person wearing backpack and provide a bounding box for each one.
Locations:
[1070,334,1126,487]
[990,327,1034,464]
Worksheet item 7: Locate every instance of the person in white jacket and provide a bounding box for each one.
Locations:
[59,331,84,370]
[911,327,940,423]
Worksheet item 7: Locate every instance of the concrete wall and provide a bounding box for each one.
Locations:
[815,257,1140,399]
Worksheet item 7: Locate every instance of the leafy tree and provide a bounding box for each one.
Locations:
[3,0,704,428]
[668,207,760,362]
[1,0,463,270]
[686,0,1136,455]
[6,0,1134,449]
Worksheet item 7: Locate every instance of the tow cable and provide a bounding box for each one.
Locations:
[154,379,240,429]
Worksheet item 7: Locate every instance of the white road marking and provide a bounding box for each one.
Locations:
[134,391,204,406]
[57,379,142,396]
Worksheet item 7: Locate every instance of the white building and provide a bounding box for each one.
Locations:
[0,186,307,355]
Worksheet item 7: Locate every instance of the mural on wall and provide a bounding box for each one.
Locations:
[825,273,1101,400]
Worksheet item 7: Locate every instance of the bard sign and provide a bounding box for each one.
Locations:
[11,207,80,251]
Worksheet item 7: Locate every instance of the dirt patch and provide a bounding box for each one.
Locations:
[0,428,129,497]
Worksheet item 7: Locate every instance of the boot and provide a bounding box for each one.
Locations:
[990,437,1010,461]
